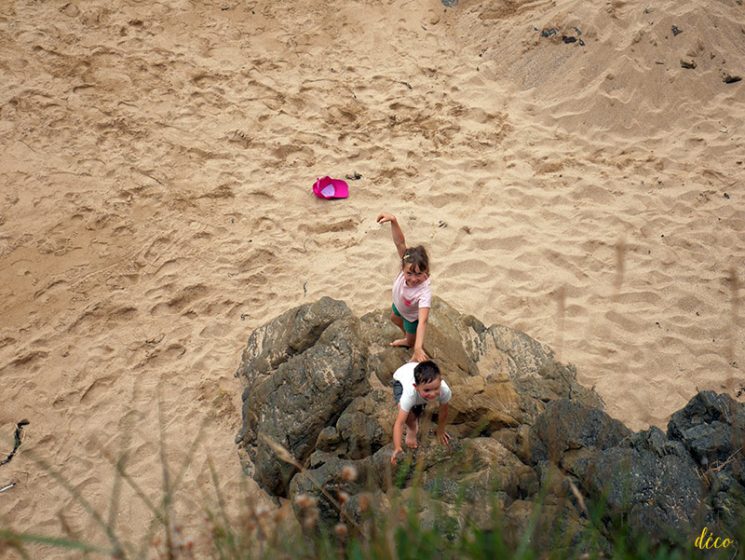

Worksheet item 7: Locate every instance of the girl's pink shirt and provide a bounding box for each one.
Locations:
[392,271,432,322]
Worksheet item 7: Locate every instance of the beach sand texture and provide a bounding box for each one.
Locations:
[1,0,744,554]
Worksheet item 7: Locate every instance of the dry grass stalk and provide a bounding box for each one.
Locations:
[567,478,589,517]
[258,434,362,532]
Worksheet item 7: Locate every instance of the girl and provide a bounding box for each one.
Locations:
[377,212,431,363]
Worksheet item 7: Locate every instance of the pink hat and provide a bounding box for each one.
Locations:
[312,176,349,200]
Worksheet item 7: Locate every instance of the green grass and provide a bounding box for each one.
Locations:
[3,465,743,560]
[2,421,743,559]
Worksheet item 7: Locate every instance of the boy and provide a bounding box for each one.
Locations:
[391,360,451,465]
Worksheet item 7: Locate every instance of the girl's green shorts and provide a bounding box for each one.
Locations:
[392,303,418,334]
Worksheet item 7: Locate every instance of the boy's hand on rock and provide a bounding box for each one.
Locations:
[437,431,451,447]
[391,448,403,465]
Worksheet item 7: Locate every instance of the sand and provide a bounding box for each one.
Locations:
[1,0,743,554]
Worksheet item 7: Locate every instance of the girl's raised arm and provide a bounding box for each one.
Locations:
[377,213,407,259]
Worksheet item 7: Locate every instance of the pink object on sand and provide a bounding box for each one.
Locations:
[313,176,349,200]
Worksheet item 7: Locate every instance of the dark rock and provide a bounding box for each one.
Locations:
[502,499,604,555]
[666,391,745,536]
[357,309,420,385]
[235,296,353,382]
[412,297,482,379]
[448,378,522,434]
[559,447,597,480]
[335,389,392,459]
[289,456,374,528]
[667,391,745,469]
[708,470,745,534]
[491,427,519,454]
[479,323,603,418]
[529,399,632,464]
[417,438,537,503]
[308,449,339,469]
[535,460,580,505]
[315,426,340,452]
[414,496,463,540]
[580,444,704,545]
[340,491,391,530]
[360,296,600,435]
[236,300,369,496]
[629,425,690,458]
[234,298,744,553]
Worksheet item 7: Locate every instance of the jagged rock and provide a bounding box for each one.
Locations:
[289,456,375,527]
[236,300,369,496]
[463,304,603,429]
[708,470,745,534]
[308,449,339,469]
[340,491,392,532]
[502,499,603,554]
[529,399,632,464]
[236,296,352,382]
[310,390,395,461]
[579,433,705,544]
[667,391,745,536]
[357,309,411,385]
[235,297,744,552]
[535,461,576,506]
[529,401,707,546]
[334,389,393,459]
[448,375,522,434]
[668,391,745,470]
[409,494,464,540]
[559,447,597,480]
[315,426,341,452]
[359,297,601,431]
[236,296,605,503]
[417,298,483,379]
[290,434,538,536]
[415,438,538,503]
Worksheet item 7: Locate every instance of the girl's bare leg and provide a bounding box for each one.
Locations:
[391,312,405,332]
[390,313,413,347]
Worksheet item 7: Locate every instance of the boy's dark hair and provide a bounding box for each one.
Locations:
[402,245,429,273]
[414,360,441,385]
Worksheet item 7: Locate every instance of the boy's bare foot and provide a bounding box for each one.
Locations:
[390,338,411,348]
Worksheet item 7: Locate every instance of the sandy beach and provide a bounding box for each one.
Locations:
[1,0,744,554]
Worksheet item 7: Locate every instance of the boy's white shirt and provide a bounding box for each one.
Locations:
[393,362,452,412]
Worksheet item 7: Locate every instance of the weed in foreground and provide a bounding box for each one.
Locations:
[3,422,744,559]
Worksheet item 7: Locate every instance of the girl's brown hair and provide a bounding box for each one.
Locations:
[402,245,429,274]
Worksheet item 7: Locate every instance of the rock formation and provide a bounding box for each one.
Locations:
[235,297,744,552]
